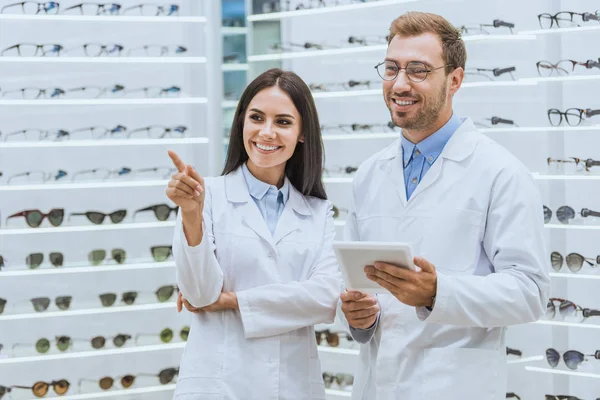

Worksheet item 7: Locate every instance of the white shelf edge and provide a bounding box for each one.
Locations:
[550,272,600,280]
[525,366,600,379]
[480,126,600,133]
[523,75,600,84]
[312,89,380,99]
[532,173,600,181]
[221,27,248,35]
[0,302,176,321]
[0,179,169,191]
[521,25,600,35]
[221,63,249,72]
[462,80,538,88]
[324,177,354,184]
[222,100,239,108]
[247,0,422,21]
[318,347,359,356]
[325,389,352,399]
[0,221,175,236]
[0,98,208,106]
[248,45,387,62]
[0,261,175,277]
[323,132,398,141]
[0,342,184,365]
[463,34,537,42]
[0,137,209,148]
[0,57,206,64]
[20,384,176,400]
[507,355,544,364]
[0,13,206,23]
[533,320,600,330]
[544,224,600,230]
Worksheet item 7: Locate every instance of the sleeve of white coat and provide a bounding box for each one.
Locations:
[418,166,550,327]
[338,185,381,344]
[236,205,342,339]
[174,181,224,308]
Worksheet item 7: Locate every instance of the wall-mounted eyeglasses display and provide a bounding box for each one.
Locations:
[135,326,189,345]
[538,11,600,29]
[547,157,600,173]
[322,372,353,391]
[543,205,600,224]
[547,108,600,126]
[457,19,515,35]
[1,43,187,57]
[0,84,182,100]
[546,348,600,370]
[77,366,178,392]
[320,122,397,133]
[536,59,600,77]
[133,204,178,221]
[0,2,181,16]
[323,166,358,177]
[4,169,67,184]
[474,116,519,128]
[546,297,600,321]
[346,35,387,46]
[464,66,516,81]
[551,251,600,273]
[268,41,337,53]
[309,80,373,92]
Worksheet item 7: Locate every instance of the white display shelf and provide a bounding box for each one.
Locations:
[0,13,206,23]
[326,389,352,399]
[312,89,380,99]
[0,261,175,277]
[324,177,354,184]
[532,173,600,181]
[0,221,176,236]
[0,57,206,64]
[222,27,248,35]
[520,25,600,36]
[533,320,600,330]
[334,220,345,227]
[0,98,208,106]
[480,125,600,134]
[462,80,538,88]
[550,272,600,280]
[0,179,169,191]
[247,0,421,21]
[318,347,359,357]
[318,347,359,375]
[544,224,600,231]
[523,75,600,84]
[323,132,398,141]
[248,45,387,62]
[463,34,537,42]
[507,356,544,364]
[0,137,209,149]
[525,366,600,379]
[20,384,176,400]
[0,342,184,365]
[0,302,175,321]
[222,63,249,71]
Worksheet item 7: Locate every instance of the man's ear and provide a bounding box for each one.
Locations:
[449,67,464,95]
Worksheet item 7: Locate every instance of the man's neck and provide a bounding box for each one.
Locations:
[402,110,453,144]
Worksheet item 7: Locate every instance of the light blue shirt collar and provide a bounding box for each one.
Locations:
[401,112,461,166]
[241,163,290,204]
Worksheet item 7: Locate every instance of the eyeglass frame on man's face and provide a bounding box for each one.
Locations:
[374,60,454,83]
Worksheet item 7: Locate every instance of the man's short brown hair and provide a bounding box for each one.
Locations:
[388,11,466,74]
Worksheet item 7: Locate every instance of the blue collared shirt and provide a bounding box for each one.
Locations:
[401,113,462,200]
[242,163,290,236]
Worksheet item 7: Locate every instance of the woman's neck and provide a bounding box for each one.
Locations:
[246,161,286,188]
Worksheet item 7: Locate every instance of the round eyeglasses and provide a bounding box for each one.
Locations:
[374,60,453,83]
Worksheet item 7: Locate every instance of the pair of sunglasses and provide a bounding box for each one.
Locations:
[134,203,177,221]
[546,348,600,370]
[543,205,600,224]
[151,246,172,262]
[89,249,126,265]
[551,251,599,273]
[547,297,600,320]
[79,367,179,391]
[6,208,64,228]
[32,296,72,312]
[99,285,177,306]
[315,329,354,347]
[26,252,64,269]
[69,209,127,224]
[0,380,69,398]
[135,326,190,344]
[24,334,132,354]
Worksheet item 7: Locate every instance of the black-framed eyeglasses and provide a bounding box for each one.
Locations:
[127,45,186,57]
[546,348,600,370]
[550,251,599,273]
[68,43,124,57]
[62,2,122,15]
[546,297,600,320]
[545,395,585,400]
[0,1,59,15]
[309,80,373,92]
[548,156,600,172]
[457,19,515,35]
[1,84,124,99]
[1,125,128,142]
[133,203,178,221]
[127,124,187,138]
[537,59,600,77]
[538,11,600,29]
[6,169,67,184]
[375,60,452,83]
[464,66,516,81]
[547,108,600,126]
[124,85,180,98]
[68,209,127,225]
[1,43,63,57]
[543,205,600,224]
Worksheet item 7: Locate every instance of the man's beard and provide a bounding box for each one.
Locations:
[389,81,448,131]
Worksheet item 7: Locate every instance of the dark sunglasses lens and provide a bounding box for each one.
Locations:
[550,252,563,271]
[48,209,64,226]
[113,334,130,347]
[27,253,44,269]
[556,206,575,224]
[87,212,105,224]
[123,292,137,305]
[32,297,51,312]
[26,211,44,227]
[565,253,584,272]
[112,249,126,264]
[0,298,5,314]
[546,348,560,367]
[32,381,49,397]
[55,296,72,310]
[89,250,106,266]
[543,206,551,223]
[160,328,174,343]
[327,332,340,347]
[180,326,190,341]
[0,255,4,269]
[546,301,556,319]
[91,336,106,349]
[563,350,583,370]
[56,336,71,351]
[156,286,175,302]
[49,252,64,267]
[155,205,172,221]
[159,368,177,384]
[100,293,117,307]
[36,338,51,353]
[151,246,172,262]
[110,210,127,223]
[99,377,114,390]
[54,380,69,395]
[121,375,135,388]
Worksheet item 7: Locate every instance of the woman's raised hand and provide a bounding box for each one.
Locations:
[166,150,205,213]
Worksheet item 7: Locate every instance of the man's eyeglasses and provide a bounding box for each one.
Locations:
[546,348,600,370]
[464,66,516,81]
[550,251,599,273]
[537,59,600,77]
[0,1,59,15]
[548,108,600,126]
[375,60,452,83]
[546,297,600,321]
[543,204,600,224]
[457,19,515,35]
[538,11,600,29]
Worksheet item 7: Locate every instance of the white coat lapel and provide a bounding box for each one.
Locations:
[224,167,276,250]
[273,181,311,244]
[379,139,407,206]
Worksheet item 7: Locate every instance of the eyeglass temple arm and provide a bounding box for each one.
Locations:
[506,347,522,356]
[582,12,600,22]
[506,393,521,400]
[492,19,515,28]
[67,212,87,222]
[494,66,516,76]
[585,108,600,118]
[583,309,600,318]
[490,117,516,125]
[6,211,26,225]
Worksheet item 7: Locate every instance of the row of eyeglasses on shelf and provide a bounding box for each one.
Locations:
[0,2,180,16]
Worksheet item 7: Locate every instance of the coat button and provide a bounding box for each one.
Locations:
[412,177,418,184]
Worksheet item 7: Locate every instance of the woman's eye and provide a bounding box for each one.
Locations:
[278,120,291,125]
[250,115,262,121]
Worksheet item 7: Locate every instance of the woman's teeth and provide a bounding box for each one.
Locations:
[256,143,280,151]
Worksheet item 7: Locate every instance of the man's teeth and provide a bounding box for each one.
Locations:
[256,143,279,151]
[394,99,417,106]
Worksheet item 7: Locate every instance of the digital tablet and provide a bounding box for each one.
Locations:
[332,241,415,294]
